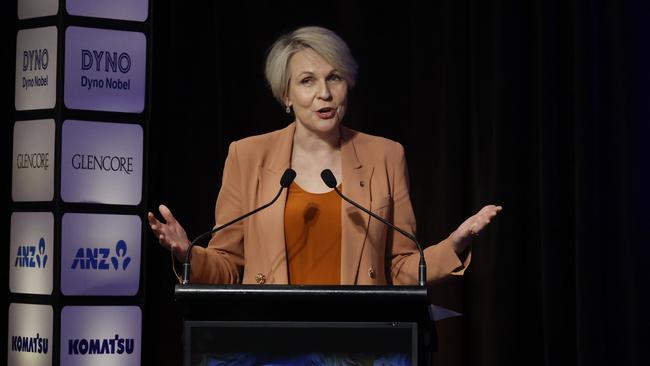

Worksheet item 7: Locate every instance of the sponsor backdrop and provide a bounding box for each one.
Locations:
[10,0,150,365]
[64,27,146,113]
[61,213,141,296]
[10,212,54,295]
[61,306,142,366]
[15,26,57,111]
[61,120,143,205]
[12,119,55,202]
[8,303,53,366]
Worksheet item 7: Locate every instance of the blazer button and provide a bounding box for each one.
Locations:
[255,273,266,285]
[368,267,376,279]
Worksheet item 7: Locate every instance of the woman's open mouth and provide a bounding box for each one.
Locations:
[316,107,336,119]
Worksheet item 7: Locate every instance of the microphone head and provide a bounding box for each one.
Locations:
[320,169,338,188]
[280,168,297,188]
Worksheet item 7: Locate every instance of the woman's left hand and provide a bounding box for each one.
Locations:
[450,205,503,254]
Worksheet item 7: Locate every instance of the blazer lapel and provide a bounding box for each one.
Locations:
[256,123,295,284]
[340,127,373,284]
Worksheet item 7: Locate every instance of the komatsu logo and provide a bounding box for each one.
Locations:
[68,334,134,355]
[11,333,49,354]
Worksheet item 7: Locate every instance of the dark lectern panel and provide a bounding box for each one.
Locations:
[175,285,431,325]
[176,285,435,365]
[185,321,417,366]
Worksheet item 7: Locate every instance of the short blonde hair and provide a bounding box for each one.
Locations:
[265,26,358,105]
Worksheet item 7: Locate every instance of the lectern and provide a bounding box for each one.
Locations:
[175,285,436,366]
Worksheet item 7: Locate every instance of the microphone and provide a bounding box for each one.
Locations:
[321,169,427,286]
[182,168,296,284]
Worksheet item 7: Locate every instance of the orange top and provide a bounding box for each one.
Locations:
[284,181,342,285]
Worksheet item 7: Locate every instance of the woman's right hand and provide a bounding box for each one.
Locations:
[148,204,190,261]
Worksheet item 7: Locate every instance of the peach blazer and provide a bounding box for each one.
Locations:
[189,123,470,285]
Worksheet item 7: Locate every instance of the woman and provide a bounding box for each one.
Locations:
[148,26,501,285]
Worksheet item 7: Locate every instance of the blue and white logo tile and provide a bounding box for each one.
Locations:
[18,0,58,19]
[10,212,54,295]
[8,303,53,366]
[67,0,148,22]
[61,213,141,296]
[15,26,57,110]
[12,119,55,202]
[64,26,146,113]
[61,306,141,366]
[61,120,143,205]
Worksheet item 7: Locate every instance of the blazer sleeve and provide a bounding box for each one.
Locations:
[187,142,245,284]
[387,142,472,286]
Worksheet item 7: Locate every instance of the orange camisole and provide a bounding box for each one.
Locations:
[284,181,342,285]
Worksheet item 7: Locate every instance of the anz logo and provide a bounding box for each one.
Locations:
[70,240,132,271]
[15,238,48,268]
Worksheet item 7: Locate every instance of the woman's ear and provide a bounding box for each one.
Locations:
[283,96,292,113]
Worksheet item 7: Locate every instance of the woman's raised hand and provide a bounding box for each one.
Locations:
[148,204,190,261]
[450,205,503,254]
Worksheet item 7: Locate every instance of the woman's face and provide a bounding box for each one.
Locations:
[285,48,348,138]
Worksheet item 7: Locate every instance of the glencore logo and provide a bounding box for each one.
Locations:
[16,152,50,171]
[71,153,134,175]
[11,333,49,354]
[70,240,132,271]
[15,237,48,268]
[68,334,134,355]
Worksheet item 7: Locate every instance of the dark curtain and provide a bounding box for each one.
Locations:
[2,0,647,365]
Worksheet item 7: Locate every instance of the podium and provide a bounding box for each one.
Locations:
[175,284,437,366]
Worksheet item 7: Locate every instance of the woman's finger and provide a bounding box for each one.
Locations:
[149,219,164,234]
[159,204,176,224]
[147,212,160,226]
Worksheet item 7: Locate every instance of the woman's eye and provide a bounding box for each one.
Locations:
[328,74,342,82]
[300,78,313,85]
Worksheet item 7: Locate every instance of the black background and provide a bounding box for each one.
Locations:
[3,1,649,365]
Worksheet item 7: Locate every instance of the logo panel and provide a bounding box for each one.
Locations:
[10,212,54,295]
[8,303,53,366]
[67,0,148,22]
[15,26,57,110]
[61,306,141,366]
[12,119,55,202]
[61,120,143,205]
[64,26,146,113]
[61,213,141,296]
[18,0,58,19]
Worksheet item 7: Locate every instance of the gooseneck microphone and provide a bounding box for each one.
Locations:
[182,168,296,284]
[320,169,427,286]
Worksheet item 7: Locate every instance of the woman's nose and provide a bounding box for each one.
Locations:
[317,80,332,100]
